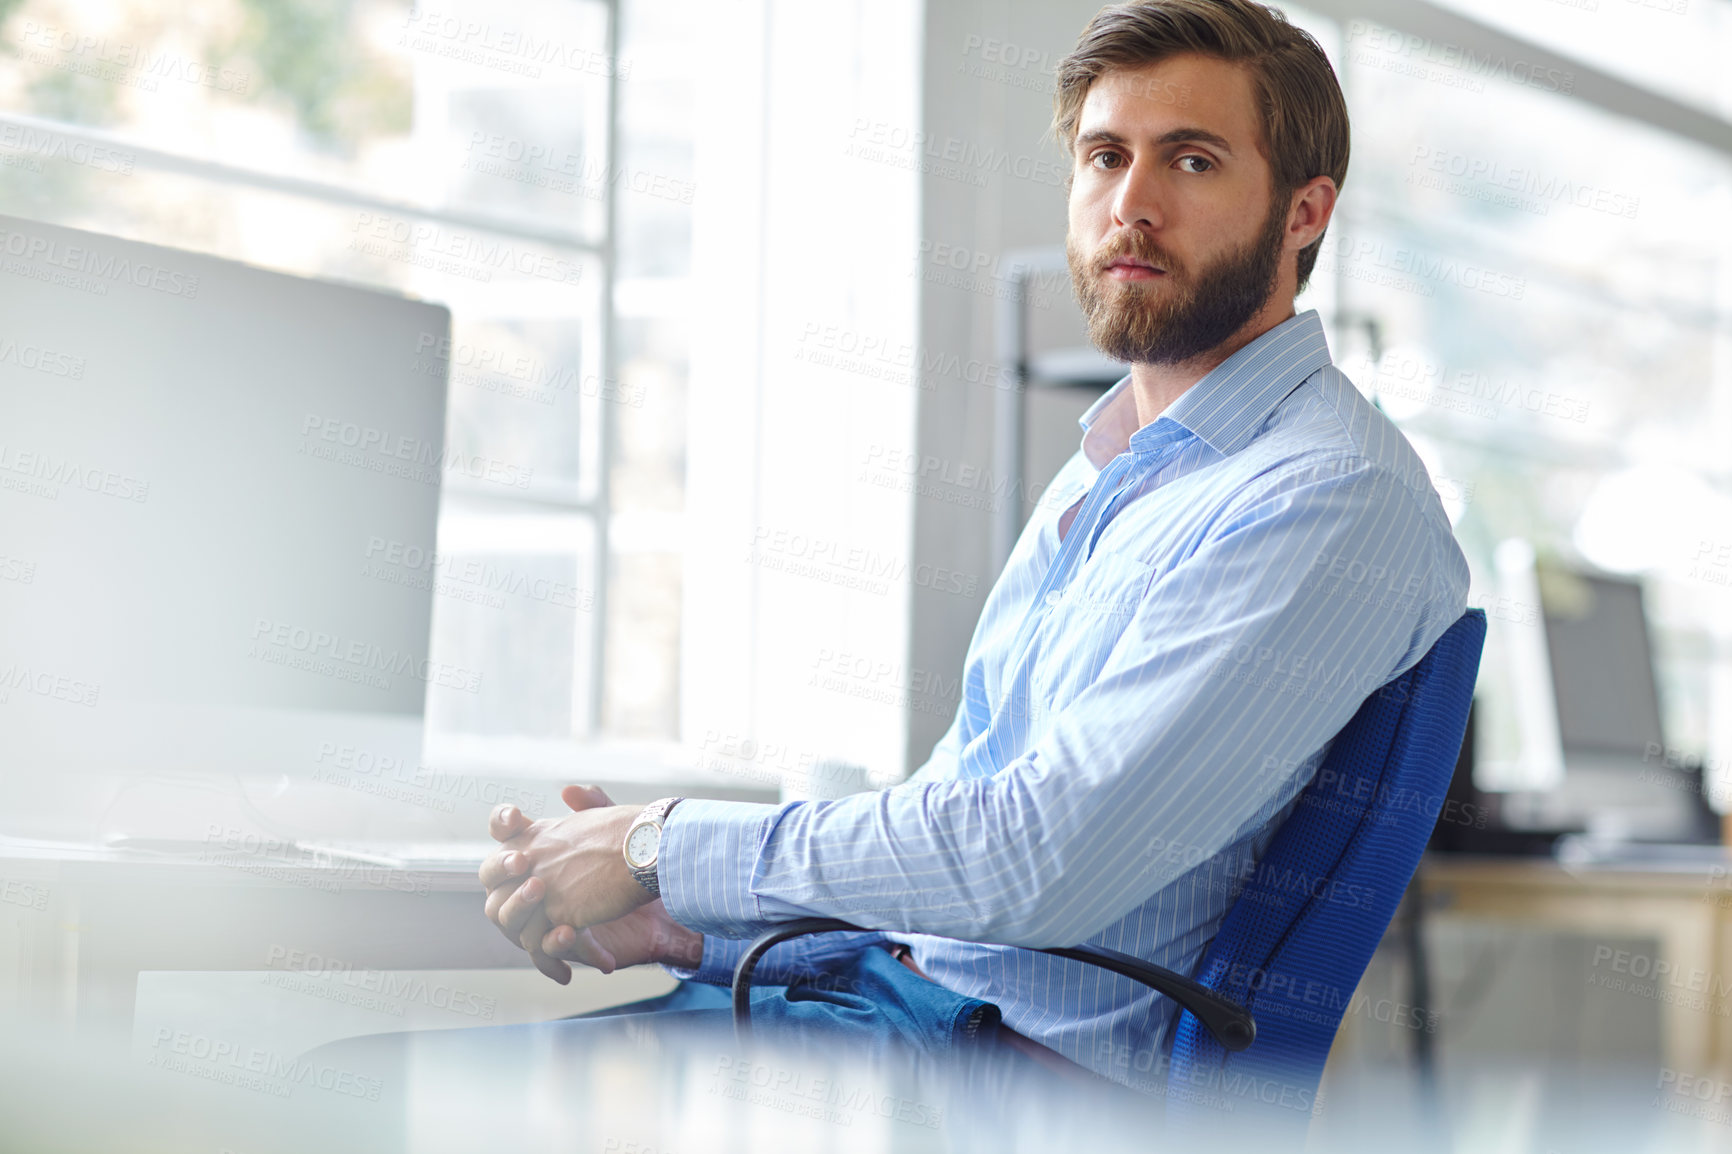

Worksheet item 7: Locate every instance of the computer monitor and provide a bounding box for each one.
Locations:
[1541,569,1666,760]
[1493,547,1702,840]
[0,215,449,829]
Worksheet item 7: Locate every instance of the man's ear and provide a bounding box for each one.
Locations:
[1286,175,1337,253]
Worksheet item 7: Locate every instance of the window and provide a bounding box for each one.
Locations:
[0,0,696,778]
[1294,4,1732,793]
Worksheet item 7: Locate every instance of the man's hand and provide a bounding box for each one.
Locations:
[481,795,575,984]
[480,786,691,981]
[541,899,705,974]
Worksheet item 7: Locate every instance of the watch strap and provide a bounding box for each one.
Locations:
[625,796,682,897]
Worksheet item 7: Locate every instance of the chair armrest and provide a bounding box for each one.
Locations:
[729,917,1255,1053]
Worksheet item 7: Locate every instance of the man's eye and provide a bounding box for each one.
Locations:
[1091,151,1125,170]
[1177,155,1213,173]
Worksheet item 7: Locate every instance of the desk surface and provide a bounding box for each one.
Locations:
[0,838,547,1035]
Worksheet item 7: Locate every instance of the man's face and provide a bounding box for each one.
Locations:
[1065,53,1290,366]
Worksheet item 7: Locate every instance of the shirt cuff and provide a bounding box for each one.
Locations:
[660,930,891,988]
[656,799,894,987]
[658,797,779,940]
[660,934,754,986]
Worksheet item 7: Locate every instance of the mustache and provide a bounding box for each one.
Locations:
[1089,231,1181,277]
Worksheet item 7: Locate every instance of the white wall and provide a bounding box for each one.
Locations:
[904,0,1109,769]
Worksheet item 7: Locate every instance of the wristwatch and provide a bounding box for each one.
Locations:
[623,797,682,898]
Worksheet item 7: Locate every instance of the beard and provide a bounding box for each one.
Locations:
[1066,198,1288,367]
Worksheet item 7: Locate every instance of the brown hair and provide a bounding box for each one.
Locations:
[1053,0,1349,290]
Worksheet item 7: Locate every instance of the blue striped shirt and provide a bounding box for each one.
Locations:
[659,309,1469,1085]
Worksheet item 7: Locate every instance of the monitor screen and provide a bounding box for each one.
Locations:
[0,215,450,787]
[1539,567,1665,758]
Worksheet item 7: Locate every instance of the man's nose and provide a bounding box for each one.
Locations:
[1112,158,1166,231]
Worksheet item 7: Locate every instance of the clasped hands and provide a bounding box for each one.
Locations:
[478,785,703,984]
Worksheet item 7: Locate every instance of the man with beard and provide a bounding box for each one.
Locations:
[456,0,1469,1100]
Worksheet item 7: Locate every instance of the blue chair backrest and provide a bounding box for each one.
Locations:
[1165,609,1486,1121]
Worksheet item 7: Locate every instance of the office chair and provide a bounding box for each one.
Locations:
[731,609,1487,1124]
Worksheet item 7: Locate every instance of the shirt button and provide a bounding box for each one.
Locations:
[1044,590,1062,607]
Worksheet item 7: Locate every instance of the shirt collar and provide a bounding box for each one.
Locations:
[1078,310,1332,468]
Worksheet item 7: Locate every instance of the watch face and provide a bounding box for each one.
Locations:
[625,822,659,868]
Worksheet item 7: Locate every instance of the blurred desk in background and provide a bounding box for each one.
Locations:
[1418,854,1732,1071]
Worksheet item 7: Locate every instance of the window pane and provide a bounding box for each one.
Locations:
[1332,20,1732,782]
[426,502,596,738]
[4,0,614,244]
[1416,0,1731,123]
[444,314,604,504]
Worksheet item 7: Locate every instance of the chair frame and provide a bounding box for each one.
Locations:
[730,916,1256,1050]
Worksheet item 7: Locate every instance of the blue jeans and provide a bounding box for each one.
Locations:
[297,944,1158,1152]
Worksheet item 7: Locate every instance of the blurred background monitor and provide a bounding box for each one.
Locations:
[1542,569,1665,762]
[1475,548,1710,846]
